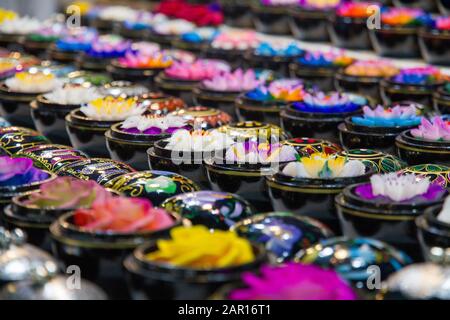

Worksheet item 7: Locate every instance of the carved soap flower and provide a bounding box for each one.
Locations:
[0,15,42,34]
[117,51,172,69]
[298,0,342,9]
[153,19,195,35]
[255,41,303,57]
[56,27,97,52]
[293,91,366,113]
[155,0,223,26]
[73,196,175,233]
[165,129,235,152]
[298,50,354,68]
[225,141,298,164]
[5,71,61,93]
[392,67,448,85]
[121,115,189,135]
[80,96,147,121]
[260,0,298,6]
[145,225,255,268]
[27,23,67,42]
[85,34,131,59]
[124,12,167,30]
[435,16,450,31]
[164,59,230,81]
[181,27,219,43]
[211,30,259,50]
[44,84,102,105]
[344,60,399,77]
[0,156,50,187]
[410,117,450,142]
[282,152,366,179]
[437,196,450,224]
[336,1,377,19]
[355,173,446,202]
[246,79,305,102]
[230,263,356,300]
[381,7,429,27]
[203,69,261,92]
[351,104,421,127]
[24,177,111,209]
[0,58,19,79]
[98,5,139,22]
[0,8,17,24]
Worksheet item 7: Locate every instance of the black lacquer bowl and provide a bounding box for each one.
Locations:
[416,203,450,263]
[437,0,450,14]
[335,183,448,260]
[50,211,182,299]
[201,46,245,69]
[204,156,290,212]
[232,212,334,263]
[0,126,50,156]
[328,16,372,50]
[16,144,88,173]
[47,43,79,64]
[280,104,363,143]
[193,85,240,120]
[267,164,374,234]
[380,78,444,111]
[0,83,47,128]
[250,2,291,35]
[219,0,254,28]
[123,240,267,300]
[76,53,112,72]
[105,123,171,171]
[392,0,437,12]
[161,190,256,230]
[338,117,418,155]
[289,61,341,91]
[370,25,420,58]
[65,108,120,157]
[0,171,56,212]
[107,60,166,91]
[31,94,80,144]
[433,86,450,114]
[243,51,301,77]
[56,158,135,186]
[289,6,333,42]
[334,70,385,103]
[147,139,224,190]
[154,72,200,105]
[395,130,450,166]
[235,94,287,126]
[419,28,450,66]
[103,170,200,206]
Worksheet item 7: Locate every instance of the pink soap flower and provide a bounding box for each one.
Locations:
[411,117,450,141]
[202,69,261,92]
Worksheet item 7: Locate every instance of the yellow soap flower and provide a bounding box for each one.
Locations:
[146,226,255,269]
[301,152,328,178]
[16,72,55,85]
[0,8,17,25]
[67,2,91,15]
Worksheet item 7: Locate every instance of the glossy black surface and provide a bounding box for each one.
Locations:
[418,29,450,66]
[235,95,286,126]
[124,241,267,300]
[65,109,119,157]
[154,72,200,105]
[0,126,50,155]
[267,164,373,234]
[107,60,165,91]
[193,85,239,120]
[289,62,339,91]
[219,0,254,28]
[243,52,300,77]
[370,26,420,58]
[289,7,331,42]
[281,104,362,143]
[336,183,448,260]
[433,87,450,114]
[251,3,291,35]
[416,204,450,263]
[328,16,372,50]
[334,71,383,103]
[50,211,181,299]
[0,83,41,128]
[396,130,450,166]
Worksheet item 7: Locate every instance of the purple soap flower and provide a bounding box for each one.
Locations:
[202,69,262,92]
[411,117,450,142]
[0,156,49,187]
[229,263,356,300]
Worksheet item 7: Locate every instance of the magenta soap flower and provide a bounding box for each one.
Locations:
[436,17,450,31]
[203,69,261,92]
[24,177,111,209]
[229,263,356,300]
[0,156,50,187]
[164,59,230,81]
[411,117,450,142]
